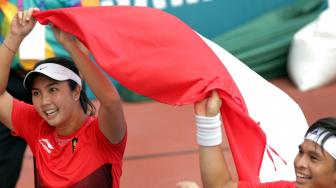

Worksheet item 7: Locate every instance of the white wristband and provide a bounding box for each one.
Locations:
[195,113,222,146]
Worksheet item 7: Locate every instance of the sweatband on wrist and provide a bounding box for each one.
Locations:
[195,113,222,147]
[305,128,336,159]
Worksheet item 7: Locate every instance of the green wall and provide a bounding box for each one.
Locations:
[160,0,295,38]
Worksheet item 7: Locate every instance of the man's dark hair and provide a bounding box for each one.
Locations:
[306,117,336,170]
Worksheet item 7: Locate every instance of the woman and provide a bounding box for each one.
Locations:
[0,8,127,187]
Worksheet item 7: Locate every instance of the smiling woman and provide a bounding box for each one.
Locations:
[23,57,95,129]
[0,8,127,188]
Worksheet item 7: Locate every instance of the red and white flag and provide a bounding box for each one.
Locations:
[34,6,307,182]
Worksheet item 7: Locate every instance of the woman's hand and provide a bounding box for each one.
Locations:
[10,8,39,39]
[5,8,39,51]
[194,90,221,117]
[51,25,76,48]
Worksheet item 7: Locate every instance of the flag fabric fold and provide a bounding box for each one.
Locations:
[33,6,307,182]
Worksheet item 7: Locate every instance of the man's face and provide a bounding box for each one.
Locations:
[294,140,336,188]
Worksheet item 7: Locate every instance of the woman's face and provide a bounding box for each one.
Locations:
[31,75,80,128]
[294,139,336,188]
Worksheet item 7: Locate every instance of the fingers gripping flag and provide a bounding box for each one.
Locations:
[33,6,307,182]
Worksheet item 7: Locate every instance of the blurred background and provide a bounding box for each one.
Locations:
[1,0,336,187]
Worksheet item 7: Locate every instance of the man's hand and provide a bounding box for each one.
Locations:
[194,90,221,117]
[176,181,200,188]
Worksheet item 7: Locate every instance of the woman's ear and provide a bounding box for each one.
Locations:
[73,85,81,101]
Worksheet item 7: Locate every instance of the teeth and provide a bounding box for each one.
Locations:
[45,109,57,116]
[296,173,310,179]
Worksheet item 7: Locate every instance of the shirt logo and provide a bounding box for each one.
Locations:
[72,138,78,153]
[39,139,54,154]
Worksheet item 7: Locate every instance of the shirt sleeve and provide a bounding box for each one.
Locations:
[238,181,295,188]
[11,99,43,154]
[93,118,127,162]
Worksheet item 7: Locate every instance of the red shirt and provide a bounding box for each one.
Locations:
[238,181,295,188]
[12,99,127,188]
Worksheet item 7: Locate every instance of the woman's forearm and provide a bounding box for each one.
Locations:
[0,34,23,94]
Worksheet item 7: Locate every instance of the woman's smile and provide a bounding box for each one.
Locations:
[44,108,59,119]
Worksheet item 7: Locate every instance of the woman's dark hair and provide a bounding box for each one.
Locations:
[306,117,336,169]
[33,57,96,116]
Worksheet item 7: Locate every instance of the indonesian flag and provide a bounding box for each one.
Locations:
[33,6,307,182]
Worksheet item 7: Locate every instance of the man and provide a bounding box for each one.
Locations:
[186,91,336,188]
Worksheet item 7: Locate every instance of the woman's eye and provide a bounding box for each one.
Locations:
[49,88,57,92]
[32,91,39,96]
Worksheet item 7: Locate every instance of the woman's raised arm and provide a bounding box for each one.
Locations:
[51,26,126,144]
[0,8,38,129]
